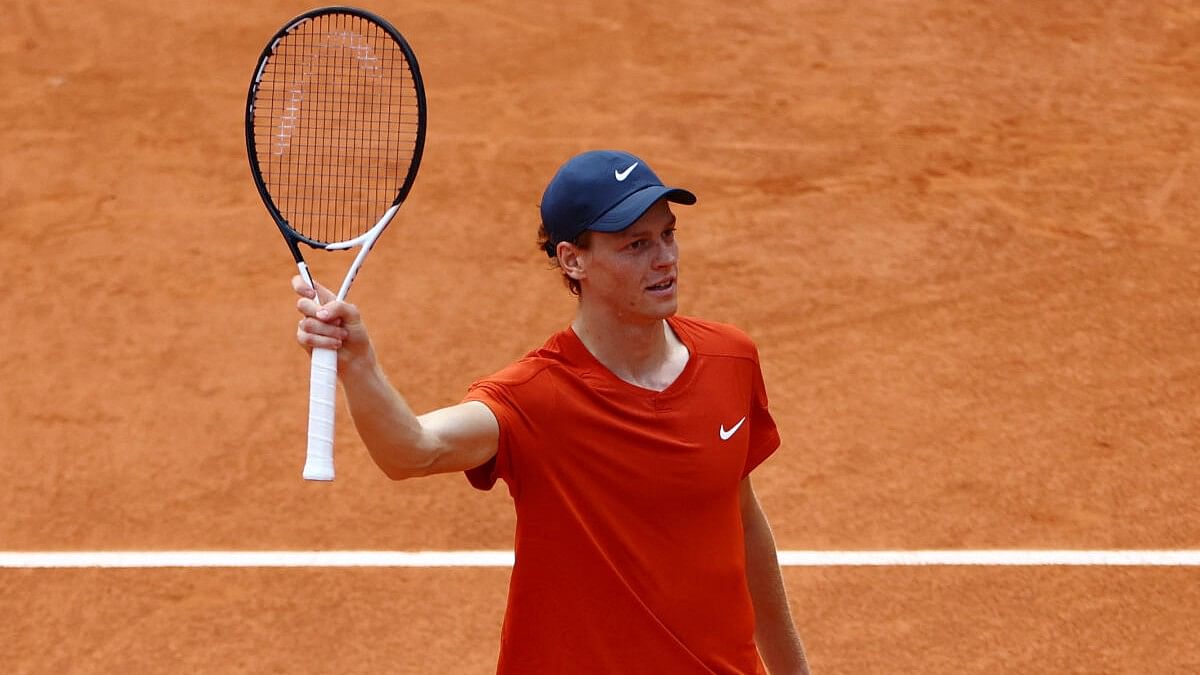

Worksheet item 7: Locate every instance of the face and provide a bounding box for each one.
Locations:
[569,198,680,322]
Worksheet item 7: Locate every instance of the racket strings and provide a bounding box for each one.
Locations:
[253,13,420,245]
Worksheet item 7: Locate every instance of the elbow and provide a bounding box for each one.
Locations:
[378,460,434,481]
[381,466,418,481]
[370,446,437,481]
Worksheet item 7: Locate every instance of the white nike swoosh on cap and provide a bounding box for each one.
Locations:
[614,162,638,181]
[719,416,746,441]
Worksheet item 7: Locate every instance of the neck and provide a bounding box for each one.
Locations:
[571,302,685,391]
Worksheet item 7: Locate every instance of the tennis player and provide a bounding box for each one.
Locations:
[293,149,811,674]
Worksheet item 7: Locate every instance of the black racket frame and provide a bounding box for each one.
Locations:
[244,5,427,262]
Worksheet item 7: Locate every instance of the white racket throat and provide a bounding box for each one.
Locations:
[327,205,399,299]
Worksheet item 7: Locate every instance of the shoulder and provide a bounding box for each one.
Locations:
[670,315,761,361]
[472,354,558,390]
[467,329,576,394]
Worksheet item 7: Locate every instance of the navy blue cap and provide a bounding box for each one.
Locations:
[540,150,696,257]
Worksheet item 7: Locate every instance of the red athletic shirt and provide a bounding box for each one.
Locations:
[463,315,780,674]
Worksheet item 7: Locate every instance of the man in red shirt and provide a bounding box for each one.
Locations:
[293,150,811,674]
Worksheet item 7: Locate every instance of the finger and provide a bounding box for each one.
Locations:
[315,300,359,327]
[291,274,316,299]
[307,280,336,305]
[299,316,349,339]
[296,295,323,319]
[291,274,337,305]
[296,293,351,322]
[297,318,345,350]
[297,328,342,351]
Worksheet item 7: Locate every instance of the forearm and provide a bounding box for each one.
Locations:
[337,351,499,479]
[742,484,811,675]
[338,353,433,479]
[294,285,477,479]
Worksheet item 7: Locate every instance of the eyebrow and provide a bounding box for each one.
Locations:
[622,214,677,239]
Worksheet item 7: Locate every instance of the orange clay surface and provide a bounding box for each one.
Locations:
[2,1,1198,673]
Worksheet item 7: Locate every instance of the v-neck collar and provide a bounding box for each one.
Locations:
[562,316,697,398]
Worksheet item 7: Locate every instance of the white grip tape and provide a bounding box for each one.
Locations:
[303,347,338,481]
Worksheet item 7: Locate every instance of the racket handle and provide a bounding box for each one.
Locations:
[303,347,338,481]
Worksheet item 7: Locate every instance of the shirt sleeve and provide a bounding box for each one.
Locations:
[461,380,515,491]
[742,354,780,477]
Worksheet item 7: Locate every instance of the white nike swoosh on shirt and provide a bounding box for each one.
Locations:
[719,416,747,441]
[615,162,638,181]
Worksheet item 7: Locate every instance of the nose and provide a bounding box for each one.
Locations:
[654,238,678,268]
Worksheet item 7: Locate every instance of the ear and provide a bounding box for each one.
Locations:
[556,241,587,281]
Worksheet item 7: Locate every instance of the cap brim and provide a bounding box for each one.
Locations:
[587,186,697,233]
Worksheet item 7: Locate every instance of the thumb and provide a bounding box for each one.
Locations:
[316,298,359,324]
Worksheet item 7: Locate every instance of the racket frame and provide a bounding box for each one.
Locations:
[244,6,427,481]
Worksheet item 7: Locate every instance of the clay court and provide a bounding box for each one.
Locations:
[3,0,1199,673]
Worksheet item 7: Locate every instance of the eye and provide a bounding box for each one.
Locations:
[663,228,676,240]
[629,239,648,250]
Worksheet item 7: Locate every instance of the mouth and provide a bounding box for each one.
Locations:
[645,278,676,293]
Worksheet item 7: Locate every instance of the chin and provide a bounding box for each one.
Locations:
[647,300,678,320]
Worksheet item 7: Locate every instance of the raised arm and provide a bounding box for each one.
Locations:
[293,276,499,479]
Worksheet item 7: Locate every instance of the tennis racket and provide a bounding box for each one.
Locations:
[245,6,427,481]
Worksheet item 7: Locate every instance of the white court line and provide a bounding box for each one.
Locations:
[1,550,1198,568]
[776,550,1200,566]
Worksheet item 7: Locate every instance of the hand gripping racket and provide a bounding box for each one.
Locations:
[245,7,427,481]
